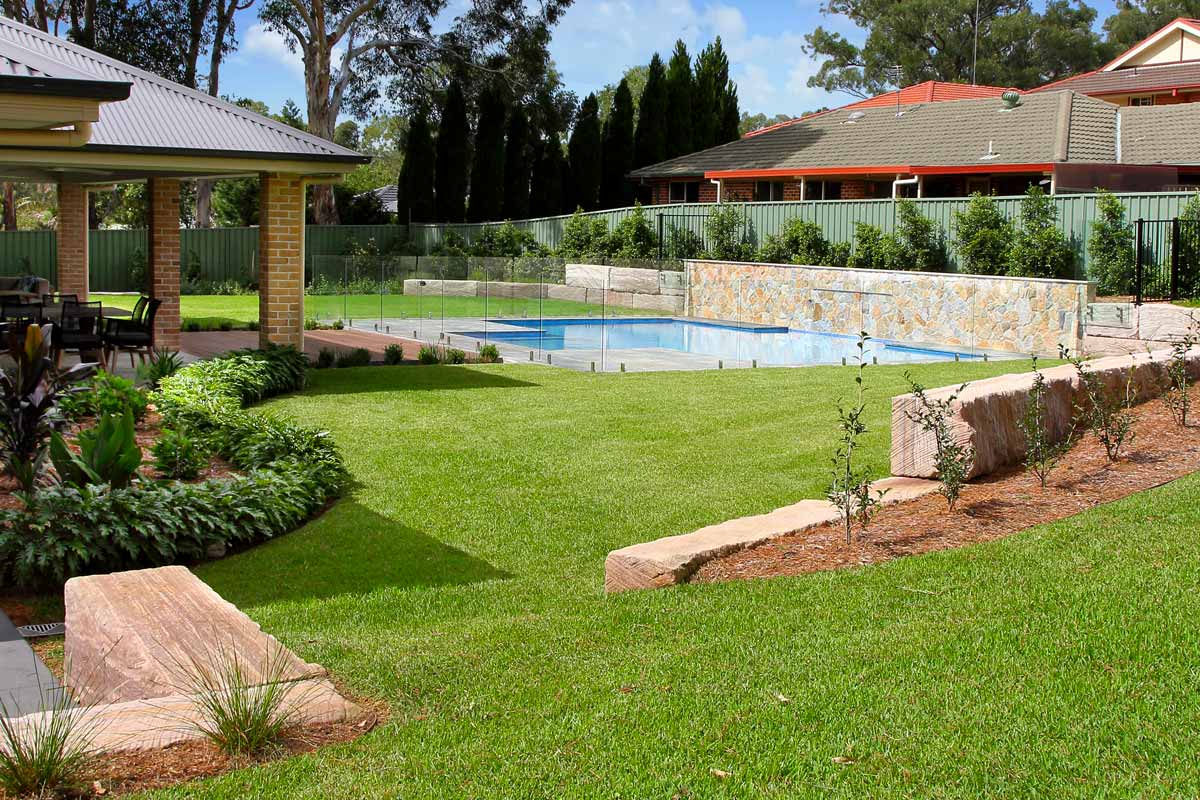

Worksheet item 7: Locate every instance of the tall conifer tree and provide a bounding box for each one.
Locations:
[435,79,469,222]
[635,53,669,168]
[568,93,603,211]
[468,86,506,223]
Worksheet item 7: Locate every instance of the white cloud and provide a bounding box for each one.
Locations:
[239,23,305,79]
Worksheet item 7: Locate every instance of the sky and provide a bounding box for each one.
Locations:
[221,0,1124,123]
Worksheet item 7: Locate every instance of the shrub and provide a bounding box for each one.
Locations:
[895,199,948,272]
[314,348,336,369]
[445,348,467,364]
[827,333,884,543]
[61,372,149,422]
[903,376,973,510]
[663,225,704,260]
[50,410,143,490]
[136,349,184,389]
[704,203,754,261]
[152,427,209,480]
[335,348,371,368]
[1177,193,1200,298]
[1018,356,1073,488]
[0,325,95,494]
[953,192,1012,275]
[1062,347,1137,463]
[383,344,405,365]
[557,208,613,259]
[1087,190,1136,296]
[848,223,905,271]
[478,344,501,363]
[1164,320,1199,427]
[608,203,659,259]
[1007,186,1074,279]
[470,222,548,258]
[756,218,830,265]
[417,345,441,365]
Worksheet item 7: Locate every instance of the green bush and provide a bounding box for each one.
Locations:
[608,204,659,259]
[478,344,501,363]
[1007,186,1075,279]
[469,222,548,258]
[953,193,1013,276]
[755,218,830,265]
[895,200,948,272]
[557,208,613,259]
[417,345,440,365]
[848,223,905,271]
[335,348,371,368]
[314,348,336,369]
[0,345,345,588]
[445,348,467,364]
[60,372,149,423]
[383,344,405,365]
[704,203,754,261]
[1087,190,1135,296]
[152,427,209,480]
[136,349,184,389]
[50,410,143,490]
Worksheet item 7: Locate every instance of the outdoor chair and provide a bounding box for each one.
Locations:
[43,293,78,306]
[54,300,105,368]
[103,297,160,368]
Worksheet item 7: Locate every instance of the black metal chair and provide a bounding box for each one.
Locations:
[54,300,105,368]
[103,297,161,368]
[43,293,78,307]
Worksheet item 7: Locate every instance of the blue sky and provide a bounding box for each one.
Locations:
[221,0,1123,121]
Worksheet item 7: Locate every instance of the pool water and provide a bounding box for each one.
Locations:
[464,318,982,366]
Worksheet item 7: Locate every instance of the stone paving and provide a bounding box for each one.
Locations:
[0,610,63,717]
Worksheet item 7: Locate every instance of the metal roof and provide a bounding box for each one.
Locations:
[0,16,367,165]
[630,91,1119,179]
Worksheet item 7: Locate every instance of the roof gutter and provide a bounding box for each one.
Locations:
[0,121,91,148]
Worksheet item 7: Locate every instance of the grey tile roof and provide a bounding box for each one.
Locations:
[1120,103,1200,164]
[359,184,398,212]
[1030,62,1200,98]
[0,16,366,165]
[630,91,1119,178]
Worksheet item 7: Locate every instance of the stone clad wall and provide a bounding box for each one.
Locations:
[686,260,1095,354]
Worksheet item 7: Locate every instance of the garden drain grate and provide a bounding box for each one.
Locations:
[17,622,65,638]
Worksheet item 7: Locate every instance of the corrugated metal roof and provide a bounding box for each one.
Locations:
[631,91,1117,179]
[0,16,366,164]
[1030,61,1200,97]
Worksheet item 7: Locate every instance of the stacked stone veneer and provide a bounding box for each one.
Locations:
[686,260,1095,355]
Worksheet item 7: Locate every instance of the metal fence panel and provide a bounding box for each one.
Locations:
[88,228,147,291]
[0,229,55,282]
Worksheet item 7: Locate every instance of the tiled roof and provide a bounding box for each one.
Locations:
[360,184,398,212]
[1120,103,1200,164]
[0,16,366,164]
[1030,61,1200,97]
[631,91,1117,179]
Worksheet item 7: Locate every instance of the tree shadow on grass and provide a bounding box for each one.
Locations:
[199,500,509,608]
[300,365,541,396]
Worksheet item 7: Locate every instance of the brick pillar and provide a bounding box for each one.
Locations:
[146,177,181,352]
[56,182,89,299]
[258,173,305,349]
[840,180,868,200]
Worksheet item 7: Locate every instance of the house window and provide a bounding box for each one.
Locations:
[802,180,842,201]
[1129,95,1155,107]
[966,177,990,195]
[669,181,701,203]
[755,181,785,202]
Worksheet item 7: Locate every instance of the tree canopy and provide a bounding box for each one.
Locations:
[468,86,507,223]
[567,93,602,211]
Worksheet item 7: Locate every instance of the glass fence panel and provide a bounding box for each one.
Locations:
[306,254,347,324]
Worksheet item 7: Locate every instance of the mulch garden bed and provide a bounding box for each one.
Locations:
[692,386,1200,586]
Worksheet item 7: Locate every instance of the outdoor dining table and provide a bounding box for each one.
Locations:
[37,302,133,323]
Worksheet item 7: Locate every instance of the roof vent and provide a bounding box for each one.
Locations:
[845,110,866,124]
[999,90,1022,111]
[980,140,1000,161]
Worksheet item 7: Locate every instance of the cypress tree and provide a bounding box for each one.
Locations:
[718,81,741,144]
[693,38,730,151]
[530,135,564,218]
[600,78,635,209]
[468,85,506,223]
[502,106,532,220]
[634,53,669,168]
[568,93,602,211]
[435,79,469,223]
[397,110,435,223]
[664,40,694,158]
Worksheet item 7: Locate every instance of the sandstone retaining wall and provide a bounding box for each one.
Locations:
[687,260,1095,354]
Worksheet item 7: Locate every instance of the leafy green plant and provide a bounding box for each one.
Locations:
[383,344,405,365]
[557,208,614,259]
[445,348,467,365]
[664,225,704,260]
[827,333,885,543]
[0,675,102,798]
[417,345,441,365]
[607,203,659,259]
[1008,186,1074,279]
[152,427,209,480]
[0,325,95,494]
[314,347,336,369]
[335,348,371,368]
[847,223,905,271]
[1062,347,1137,463]
[895,199,948,272]
[953,192,1013,276]
[1087,190,1135,296]
[50,409,143,490]
[703,202,754,261]
[904,376,973,510]
[755,218,830,265]
[1164,320,1199,427]
[60,372,149,422]
[1018,356,1074,488]
[478,344,501,363]
[136,349,185,389]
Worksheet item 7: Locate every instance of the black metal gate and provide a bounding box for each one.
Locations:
[1135,217,1200,304]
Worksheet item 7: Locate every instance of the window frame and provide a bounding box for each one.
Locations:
[669,181,701,203]
[754,180,785,202]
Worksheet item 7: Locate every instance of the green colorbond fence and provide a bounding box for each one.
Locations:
[0,191,1195,290]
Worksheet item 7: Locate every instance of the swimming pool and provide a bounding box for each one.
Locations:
[462,318,983,366]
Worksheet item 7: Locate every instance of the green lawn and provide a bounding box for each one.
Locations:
[141,362,1200,798]
[99,292,644,329]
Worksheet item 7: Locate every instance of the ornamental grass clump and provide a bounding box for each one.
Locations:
[0,673,104,798]
[827,333,885,543]
[903,376,973,511]
[1018,357,1074,489]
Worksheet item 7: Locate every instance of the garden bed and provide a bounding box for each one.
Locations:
[693,386,1200,585]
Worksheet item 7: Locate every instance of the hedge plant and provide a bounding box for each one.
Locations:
[0,345,346,588]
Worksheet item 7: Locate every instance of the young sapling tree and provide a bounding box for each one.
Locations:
[1061,346,1137,463]
[827,332,885,543]
[1018,356,1074,488]
[904,376,974,511]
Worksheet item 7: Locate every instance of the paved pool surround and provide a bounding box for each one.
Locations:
[686,260,1095,355]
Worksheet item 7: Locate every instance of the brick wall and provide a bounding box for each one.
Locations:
[839,180,868,199]
[258,173,305,348]
[56,183,88,298]
[147,178,181,351]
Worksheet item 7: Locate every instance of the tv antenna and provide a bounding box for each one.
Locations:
[972,0,980,85]
[885,65,904,116]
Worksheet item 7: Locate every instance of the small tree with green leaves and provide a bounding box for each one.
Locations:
[1018,356,1074,488]
[704,202,754,261]
[895,199,948,272]
[1062,347,1137,463]
[953,192,1013,275]
[608,203,659,259]
[755,218,830,265]
[1008,186,1074,279]
[848,223,905,271]
[1164,318,1199,427]
[904,376,973,511]
[1088,190,1135,296]
[828,333,885,543]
